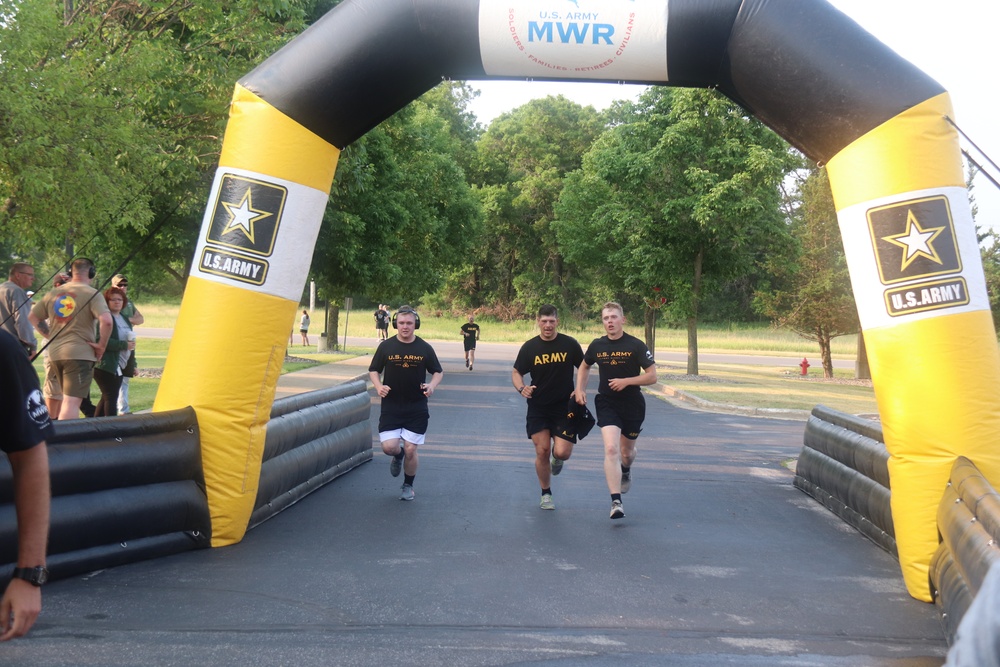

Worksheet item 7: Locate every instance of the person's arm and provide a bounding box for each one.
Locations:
[608,364,658,392]
[574,362,592,405]
[0,443,50,642]
[369,370,390,398]
[27,311,48,339]
[422,370,444,397]
[129,306,144,327]
[511,369,534,399]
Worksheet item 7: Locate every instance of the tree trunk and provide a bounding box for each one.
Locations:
[855,331,871,380]
[686,249,703,375]
[327,304,340,351]
[644,306,656,354]
[818,329,834,378]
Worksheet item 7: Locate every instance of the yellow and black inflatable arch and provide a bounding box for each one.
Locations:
[154,0,1000,601]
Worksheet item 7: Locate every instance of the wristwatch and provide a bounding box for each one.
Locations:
[12,566,49,586]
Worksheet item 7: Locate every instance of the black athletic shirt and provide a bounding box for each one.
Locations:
[583,332,655,401]
[513,333,584,407]
[0,332,52,453]
[369,335,443,410]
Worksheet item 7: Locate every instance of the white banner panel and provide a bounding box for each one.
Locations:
[479,0,668,81]
[838,186,988,330]
[192,167,327,302]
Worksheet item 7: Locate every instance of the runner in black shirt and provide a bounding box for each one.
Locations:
[460,314,480,370]
[512,305,584,510]
[575,302,656,519]
[369,306,443,501]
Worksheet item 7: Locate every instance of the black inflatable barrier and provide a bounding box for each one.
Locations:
[0,408,211,583]
[930,457,1000,642]
[794,405,895,555]
[250,380,372,529]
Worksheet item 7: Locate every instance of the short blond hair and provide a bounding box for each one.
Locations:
[601,301,624,317]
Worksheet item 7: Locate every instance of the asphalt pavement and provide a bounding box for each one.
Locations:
[5,337,946,666]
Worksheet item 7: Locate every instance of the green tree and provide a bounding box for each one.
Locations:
[0,0,314,289]
[465,95,604,316]
[309,91,481,343]
[755,166,858,377]
[556,88,795,372]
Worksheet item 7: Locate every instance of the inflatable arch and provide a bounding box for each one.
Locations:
[154,0,1000,601]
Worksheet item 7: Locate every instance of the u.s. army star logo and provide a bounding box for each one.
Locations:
[866,196,961,285]
[206,174,287,257]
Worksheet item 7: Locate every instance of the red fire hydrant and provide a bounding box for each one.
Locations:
[799,358,810,376]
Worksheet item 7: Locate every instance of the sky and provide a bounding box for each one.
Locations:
[466,0,1000,230]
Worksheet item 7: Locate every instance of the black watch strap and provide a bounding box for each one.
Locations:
[12,566,49,586]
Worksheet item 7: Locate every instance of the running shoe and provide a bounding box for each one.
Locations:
[400,484,415,501]
[550,455,564,476]
[540,493,555,510]
[620,469,631,494]
[465,358,469,368]
[468,364,473,371]
[610,500,625,520]
[390,454,403,478]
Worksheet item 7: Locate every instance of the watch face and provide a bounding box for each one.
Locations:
[34,567,49,585]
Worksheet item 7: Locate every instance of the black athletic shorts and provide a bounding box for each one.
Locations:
[595,393,644,440]
[525,401,577,444]
[463,337,477,351]
[378,406,429,435]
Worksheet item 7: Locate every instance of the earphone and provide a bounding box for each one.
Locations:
[391,307,420,329]
[74,257,97,280]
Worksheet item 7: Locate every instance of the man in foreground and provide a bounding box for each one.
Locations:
[575,302,657,519]
[512,304,584,510]
[0,330,52,640]
[369,306,443,501]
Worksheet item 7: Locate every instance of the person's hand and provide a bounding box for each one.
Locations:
[421,383,434,397]
[377,385,391,398]
[608,377,628,392]
[521,384,536,398]
[0,579,41,641]
[573,389,587,405]
[87,342,106,357]
[127,340,136,351]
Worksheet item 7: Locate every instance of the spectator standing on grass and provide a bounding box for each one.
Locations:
[299,309,311,346]
[0,262,38,357]
[574,301,657,520]
[111,275,142,414]
[374,304,390,341]
[92,286,137,417]
[368,305,443,501]
[28,258,111,421]
[0,330,51,641]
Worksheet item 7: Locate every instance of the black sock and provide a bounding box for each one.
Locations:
[542,488,551,496]
[404,474,415,486]
[621,464,630,475]
[611,493,622,503]
[394,451,404,461]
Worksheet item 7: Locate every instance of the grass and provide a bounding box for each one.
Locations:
[655,361,877,415]
[40,296,874,416]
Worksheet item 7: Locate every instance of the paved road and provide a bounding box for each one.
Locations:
[137,326,855,370]
[7,343,944,665]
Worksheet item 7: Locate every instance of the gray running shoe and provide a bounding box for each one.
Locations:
[610,499,625,519]
[390,454,403,478]
[550,455,564,476]
[620,469,631,494]
[400,484,415,501]
[540,493,555,510]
